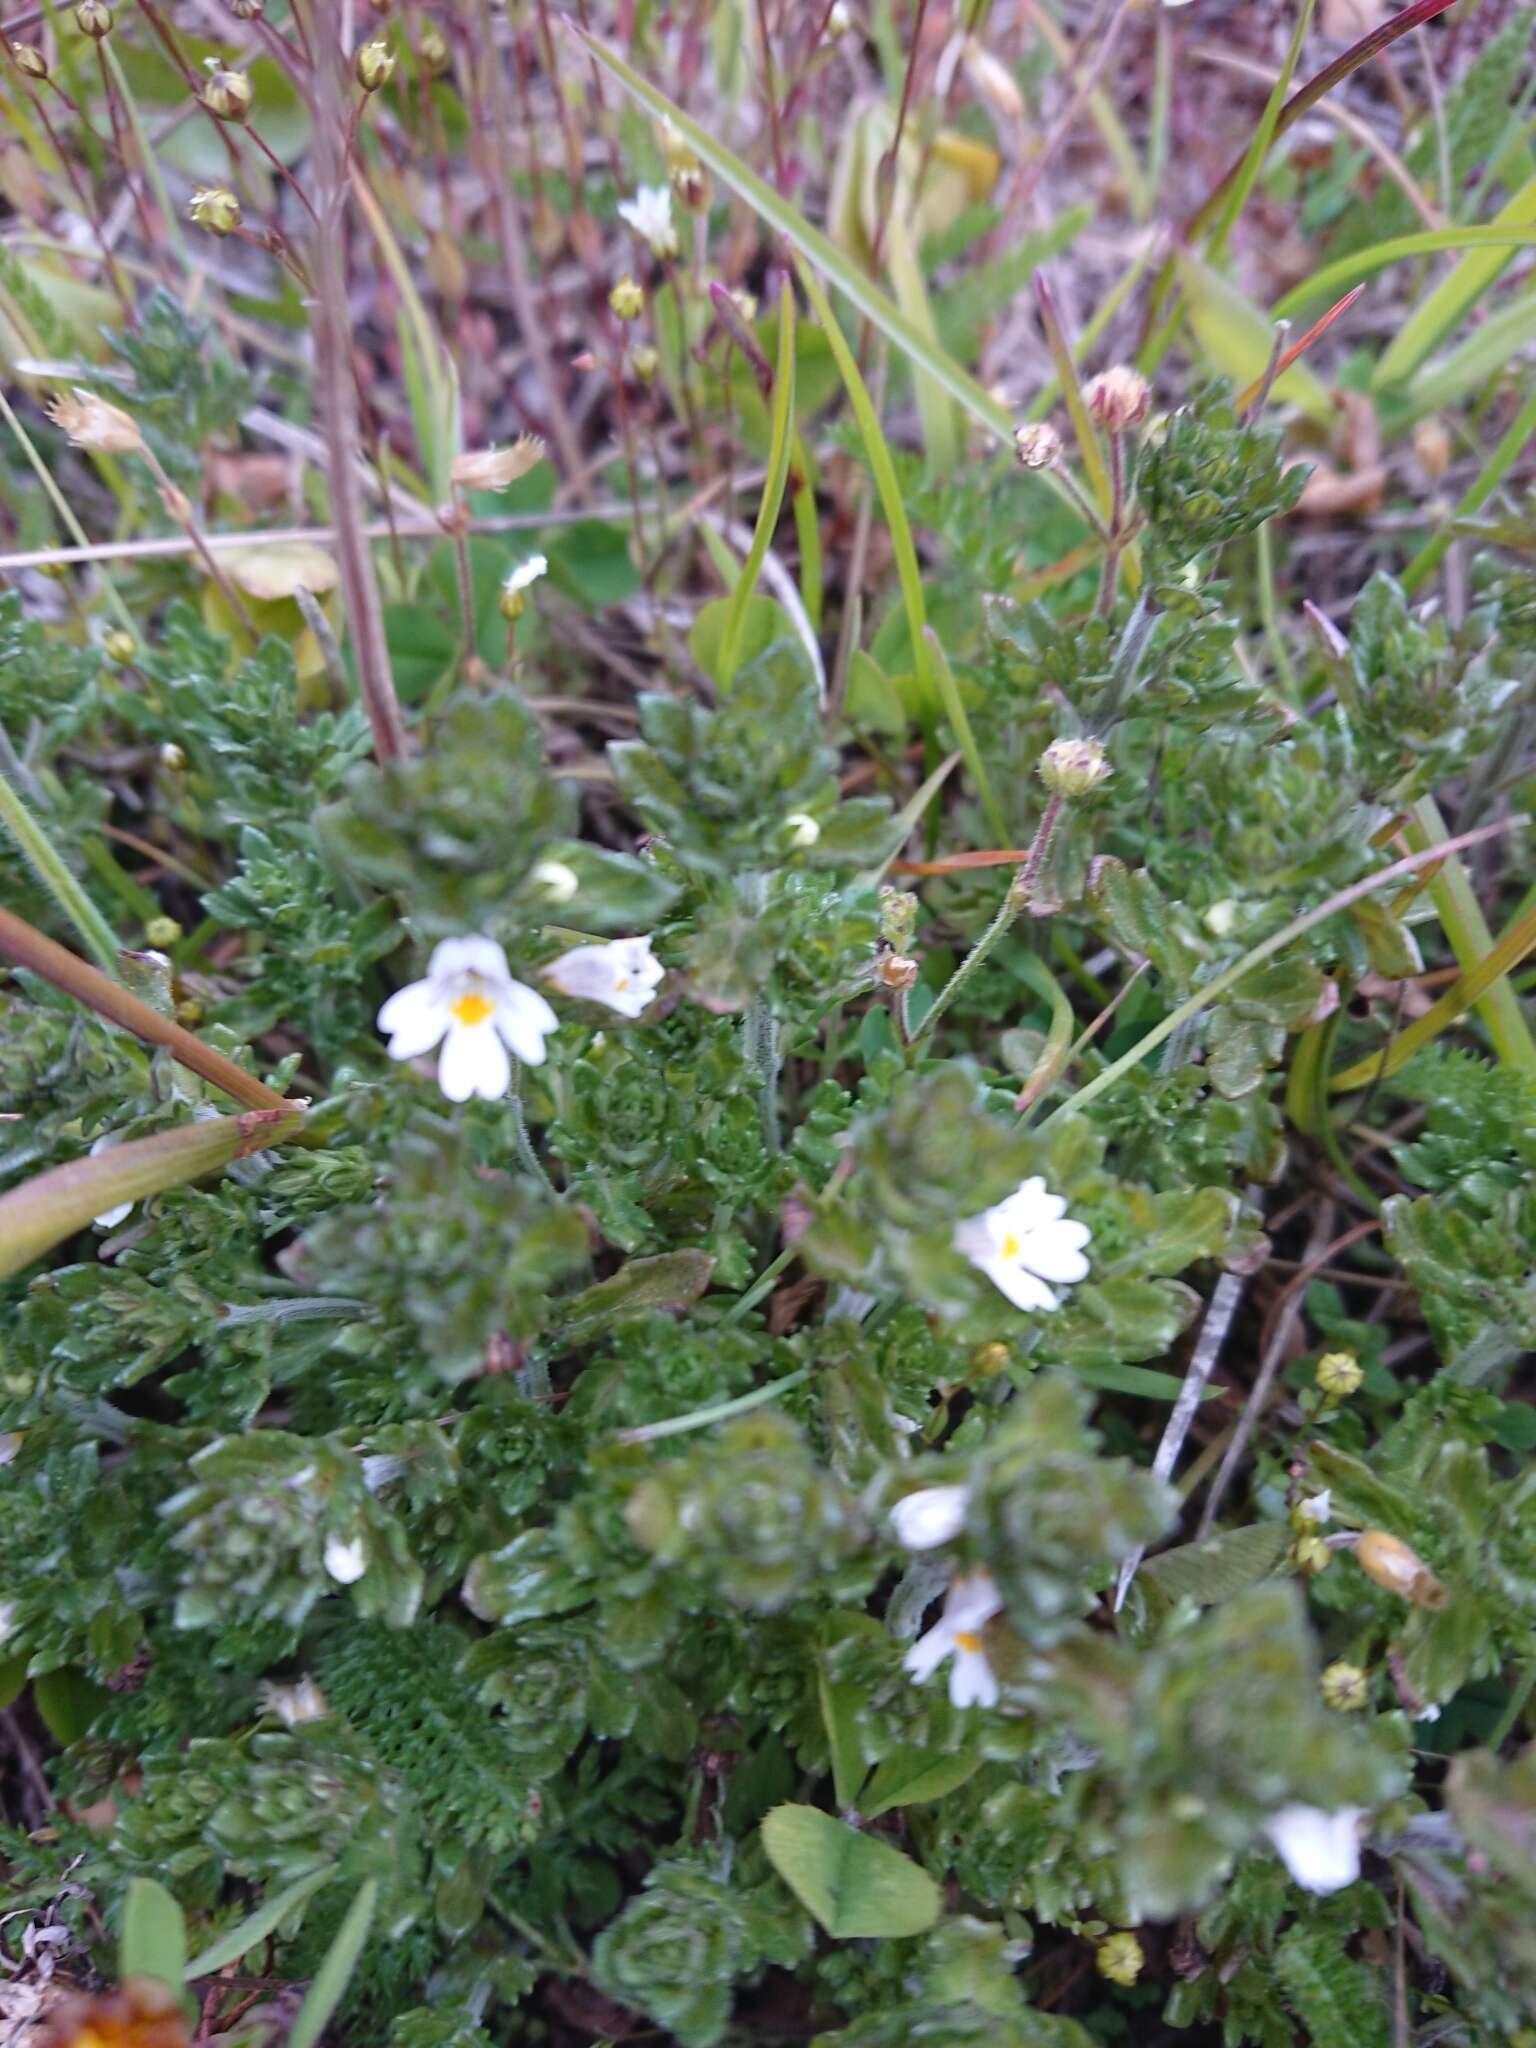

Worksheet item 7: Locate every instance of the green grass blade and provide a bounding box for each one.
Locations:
[720,282,796,683]
[287,1878,379,2048]
[0,764,120,973]
[186,1867,337,1980]
[1373,173,1536,389]
[1205,0,1320,262]
[568,23,1015,446]
[1271,226,1536,321]
[1405,794,1536,1077]
[1401,281,1536,418]
[1403,379,1536,593]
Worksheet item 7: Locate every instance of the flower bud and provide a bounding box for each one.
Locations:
[159,742,187,772]
[1096,1932,1143,1987]
[76,1,113,36]
[1014,422,1062,470]
[11,42,49,79]
[969,1340,1010,1378]
[188,186,242,236]
[828,0,855,32]
[1084,365,1150,432]
[228,0,264,16]
[1039,735,1109,797]
[630,344,660,383]
[144,916,182,950]
[1315,1350,1363,1399]
[1293,1533,1332,1576]
[609,275,645,321]
[103,629,138,664]
[784,812,821,848]
[417,21,451,77]
[1356,1530,1447,1610]
[878,886,918,951]
[354,38,396,92]
[1413,416,1452,483]
[671,162,709,211]
[730,288,758,323]
[1321,1661,1369,1712]
[530,859,580,904]
[202,62,253,121]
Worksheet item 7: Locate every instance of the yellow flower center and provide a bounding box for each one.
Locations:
[450,990,495,1027]
[615,974,630,991]
[953,1629,984,1653]
[999,1231,1023,1261]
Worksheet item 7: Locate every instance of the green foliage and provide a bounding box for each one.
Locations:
[1136,381,1308,561]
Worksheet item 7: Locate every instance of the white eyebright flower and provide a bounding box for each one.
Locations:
[377,934,558,1102]
[902,1570,1003,1709]
[323,1533,368,1585]
[784,812,821,847]
[544,936,664,1019]
[1263,1805,1364,1894]
[504,553,548,597]
[618,183,679,260]
[954,1175,1091,1311]
[890,1484,971,1551]
[1297,1489,1332,1526]
[531,858,580,903]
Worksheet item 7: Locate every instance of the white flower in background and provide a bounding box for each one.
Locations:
[618,183,679,260]
[377,935,558,1102]
[1263,1805,1364,1894]
[544,936,664,1019]
[903,1570,1003,1709]
[784,812,821,848]
[258,1675,330,1726]
[1296,1489,1332,1526]
[954,1175,1091,1311]
[323,1534,368,1585]
[503,553,548,599]
[531,858,580,904]
[89,1130,133,1229]
[890,1484,971,1551]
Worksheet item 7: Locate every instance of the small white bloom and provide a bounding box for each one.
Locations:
[531,858,580,904]
[784,812,821,848]
[954,1175,1091,1312]
[891,1484,971,1551]
[323,1533,368,1585]
[903,1570,1003,1709]
[504,553,548,597]
[258,1675,330,1726]
[544,935,664,1019]
[89,1130,133,1230]
[1264,1805,1364,1895]
[618,183,679,260]
[377,934,559,1102]
[1297,1489,1332,1526]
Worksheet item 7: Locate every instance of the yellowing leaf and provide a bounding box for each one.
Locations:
[222,542,340,601]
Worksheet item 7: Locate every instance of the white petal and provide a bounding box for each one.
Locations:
[902,1619,956,1684]
[949,1646,999,1710]
[378,978,450,1057]
[1264,1805,1363,1894]
[1297,1489,1332,1526]
[495,979,558,1064]
[428,935,513,987]
[953,1214,999,1265]
[981,1256,1060,1313]
[890,1485,970,1551]
[438,1021,511,1102]
[1018,1218,1092,1284]
[995,1177,1065,1232]
[323,1534,367,1584]
[94,1199,134,1230]
[546,943,622,1002]
[944,1570,1004,1634]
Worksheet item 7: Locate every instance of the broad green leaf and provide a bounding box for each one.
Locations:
[383,602,457,703]
[119,1878,187,1993]
[1374,172,1536,389]
[1175,251,1333,424]
[554,1252,717,1346]
[546,520,641,611]
[1141,1522,1289,1606]
[32,1666,109,1745]
[860,1744,982,1819]
[186,1867,336,1979]
[760,1804,941,1938]
[287,1878,378,2048]
[690,595,798,685]
[845,649,908,735]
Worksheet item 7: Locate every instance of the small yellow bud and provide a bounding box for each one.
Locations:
[103,630,138,664]
[188,186,242,236]
[175,997,204,1027]
[75,0,113,36]
[609,276,645,321]
[1293,1532,1332,1576]
[499,587,527,624]
[354,38,396,92]
[1039,735,1109,797]
[10,41,49,78]
[1084,365,1151,433]
[144,916,182,950]
[159,742,187,772]
[630,345,660,383]
[1356,1530,1447,1610]
[1316,1350,1363,1399]
[417,21,451,78]
[1321,1661,1369,1712]
[202,63,253,121]
[1014,422,1062,470]
[969,1340,1011,1379]
[1096,1932,1144,1987]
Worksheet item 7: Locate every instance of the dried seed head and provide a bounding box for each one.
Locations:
[10,41,49,78]
[1315,1349,1363,1399]
[354,37,396,92]
[1321,1661,1369,1712]
[1356,1529,1448,1609]
[1039,735,1109,797]
[1084,364,1151,432]
[1014,421,1062,469]
[46,387,145,455]
[609,275,645,321]
[202,61,254,121]
[876,951,919,993]
[449,435,546,493]
[188,186,242,236]
[75,0,113,37]
[1413,415,1452,483]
